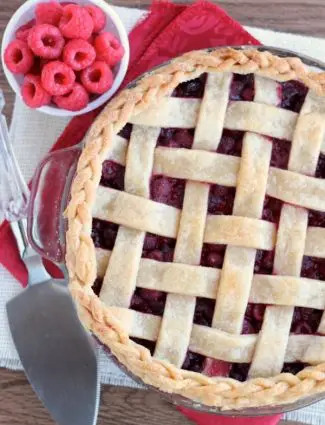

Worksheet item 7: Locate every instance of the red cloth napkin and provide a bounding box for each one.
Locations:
[179,406,282,425]
[0,1,282,423]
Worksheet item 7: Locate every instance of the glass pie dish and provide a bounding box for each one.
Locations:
[28,45,325,416]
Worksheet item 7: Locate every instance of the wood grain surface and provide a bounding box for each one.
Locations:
[0,0,323,424]
[0,369,307,425]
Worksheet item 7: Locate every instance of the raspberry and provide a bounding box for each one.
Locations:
[27,24,64,59]
[59,4,94,40]
[35,1,63,26]
[4,39,34,74]
[16,19,35,41]
[28,56,41,75]
[94,32,124,67]
[21,74,51,108]
[87,34,95,45]
[40,57,51,68]
[53,82,89,111]
[41,60,75,95]
[80,61,113,94]
[63,39,96,71]
[29,57,51,76]
[84,5,106,33]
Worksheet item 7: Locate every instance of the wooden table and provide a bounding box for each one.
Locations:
[0,1,323,424]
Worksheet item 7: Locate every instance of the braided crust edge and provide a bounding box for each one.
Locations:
[65,48,325,410]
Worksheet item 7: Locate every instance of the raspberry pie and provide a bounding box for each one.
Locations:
[66,48,325,410]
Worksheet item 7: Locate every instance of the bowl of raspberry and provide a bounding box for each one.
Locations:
[1,0,129,116]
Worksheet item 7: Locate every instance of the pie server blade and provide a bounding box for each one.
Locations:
[6,280,100,425]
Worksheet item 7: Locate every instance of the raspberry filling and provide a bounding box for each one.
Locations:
[270,138,291,170]
[316,153,325,179]
[142,233,175,262]
[130,288,167,316]
[280,80,308,112]
[92,219,118,250]
[172,74,206,98]
[150,176,186,209]
[156,128,194,149]
[217,130,243,156]
[101,161,125,190]
[230,74,255,101]
[91,74,325,381]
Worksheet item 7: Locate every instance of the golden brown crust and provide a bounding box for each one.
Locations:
[65,48,325,410]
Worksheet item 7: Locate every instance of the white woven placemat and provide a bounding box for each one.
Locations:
[1,6,325,423]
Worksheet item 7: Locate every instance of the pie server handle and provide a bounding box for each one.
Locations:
[28,144,82,263]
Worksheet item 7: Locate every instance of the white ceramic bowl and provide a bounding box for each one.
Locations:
[1,0,130,116]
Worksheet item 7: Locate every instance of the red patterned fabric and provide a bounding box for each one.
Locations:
[178,406,282,425]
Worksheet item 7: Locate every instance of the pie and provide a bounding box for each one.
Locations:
[65,47,325,410]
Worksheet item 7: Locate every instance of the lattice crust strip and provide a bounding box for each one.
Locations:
[249,80,325,378]
[96,248,325,309]
[100,306,325,364]
[66,48,325,410]
[155,73,231,367]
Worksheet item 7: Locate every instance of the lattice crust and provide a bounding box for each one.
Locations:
[66,48,325,410]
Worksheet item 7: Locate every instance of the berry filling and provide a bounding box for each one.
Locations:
[142,233,175,262]
[131,338,156,354]
[118,123,133,140]
[172,74,207,98]
[150,176,185,209]
[217,130,243,156]
[262,195,283,224]
[230,73,255,101]
[92,277,104,296]
[280,80,308,113]
[130,288,166,316]
[254,249,275,275]
[270,138,291,170]
[208,185,235,215]
[308,209,325,227]
[200,244,226,269]
[291,307,322,334]
[101,161,125,190]
[229,364,251,381]
[91,74,325,381]
[194,298,215,327]
[182,351,205,373]
[282,363,307,375]
[316,154,325,179]
[244,304,266,333]
[91,219,118,250]
[301,256,325,281]
[156,128,194,149]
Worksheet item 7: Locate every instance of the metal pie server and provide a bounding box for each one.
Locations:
[0,91,100,425]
